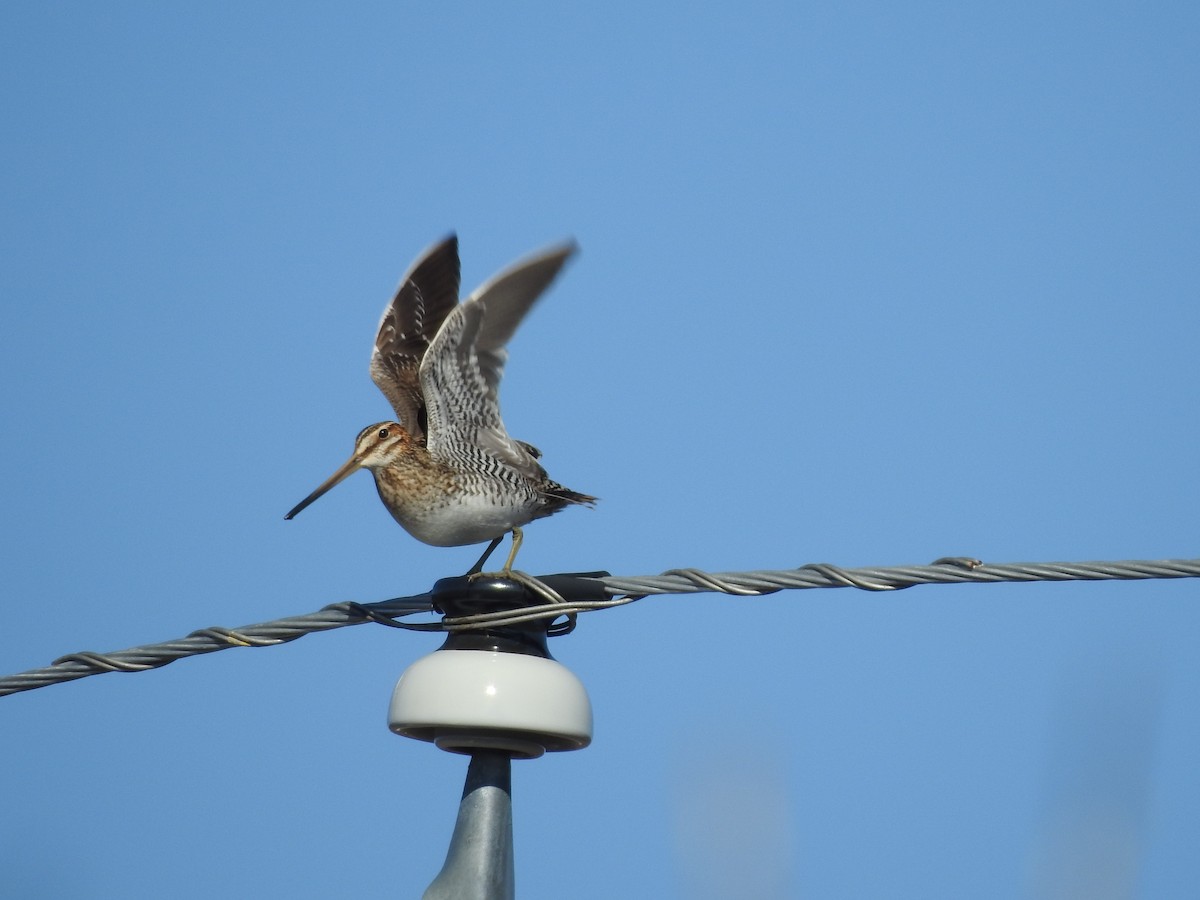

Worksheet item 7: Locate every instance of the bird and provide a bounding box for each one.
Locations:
[284,234,595,578]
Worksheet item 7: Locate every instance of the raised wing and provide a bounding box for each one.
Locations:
[369,234,461,440]
[420,241,577,470]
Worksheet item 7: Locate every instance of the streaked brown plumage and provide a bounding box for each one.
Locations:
[285,235,594,573]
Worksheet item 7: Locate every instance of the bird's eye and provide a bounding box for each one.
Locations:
[378,427,390,439]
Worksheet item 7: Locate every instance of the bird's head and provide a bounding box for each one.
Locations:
[350,421,414,469]
[284,422,414,520]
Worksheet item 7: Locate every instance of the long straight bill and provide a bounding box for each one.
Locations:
[284,455,363,520]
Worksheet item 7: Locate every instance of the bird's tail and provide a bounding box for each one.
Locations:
[540,482,598,512]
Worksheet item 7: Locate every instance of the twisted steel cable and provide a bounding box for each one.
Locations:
[2,557,1197,697]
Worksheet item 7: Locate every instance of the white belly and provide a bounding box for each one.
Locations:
[385,487,537,547]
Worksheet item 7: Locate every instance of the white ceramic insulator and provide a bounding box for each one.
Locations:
[388,649,593,759]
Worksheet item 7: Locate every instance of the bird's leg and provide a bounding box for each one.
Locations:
[467,529,524,582]
[499,527,523,575]
[466,528,565,606]
[465,536,505,576]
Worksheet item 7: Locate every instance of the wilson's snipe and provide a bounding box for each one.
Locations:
[285,235,595,576]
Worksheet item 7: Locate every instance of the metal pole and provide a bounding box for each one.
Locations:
[423,750,515,900]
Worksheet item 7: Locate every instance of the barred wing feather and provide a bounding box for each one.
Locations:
[369,234,461,440]
[420,242,576,472]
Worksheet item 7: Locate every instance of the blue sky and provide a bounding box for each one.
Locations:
[2,2,1197,897]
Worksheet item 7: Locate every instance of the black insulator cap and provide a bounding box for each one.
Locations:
[430,573,610,658]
